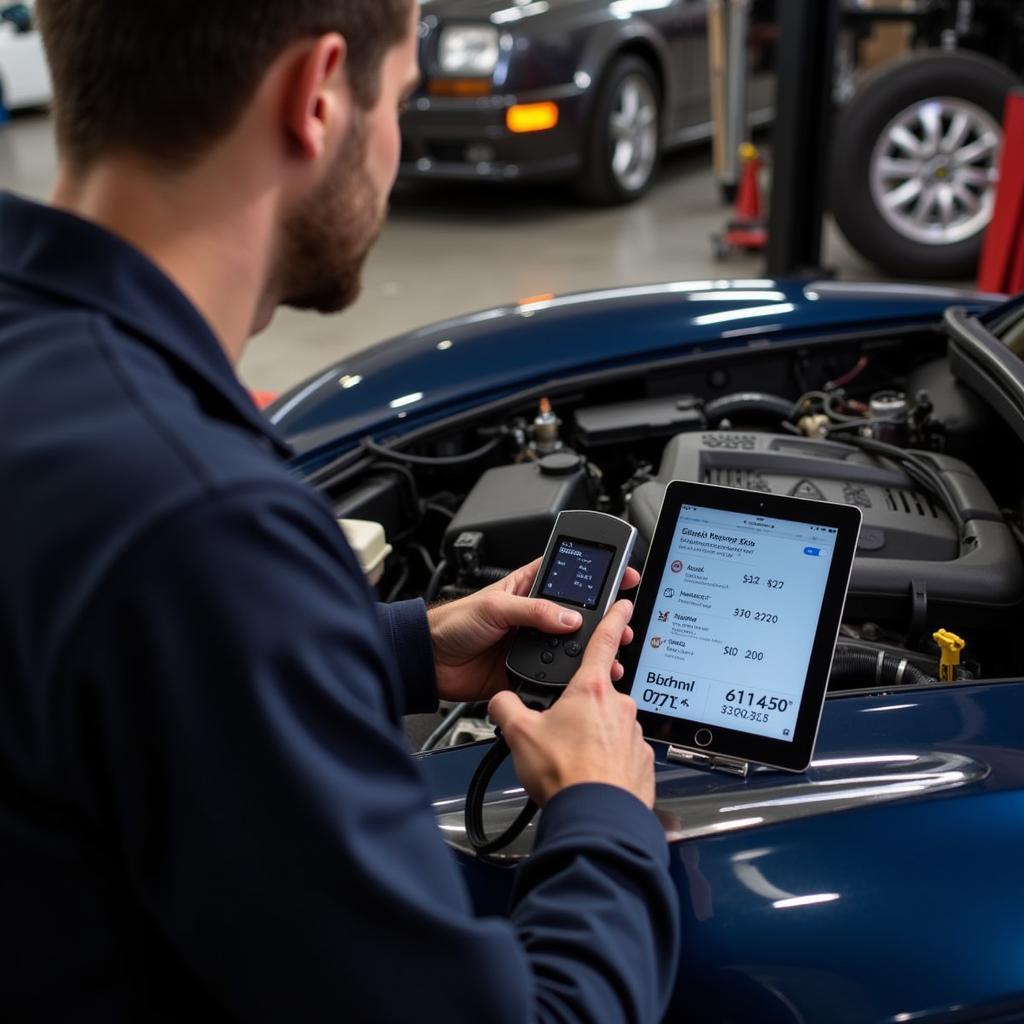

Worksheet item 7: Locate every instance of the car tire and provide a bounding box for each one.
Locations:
[831,50,1019,279]
[575,56,662,205]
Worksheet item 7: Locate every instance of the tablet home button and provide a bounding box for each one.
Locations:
[694,729,713,747]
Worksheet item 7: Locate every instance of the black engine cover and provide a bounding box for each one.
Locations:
[628,432,1023,625]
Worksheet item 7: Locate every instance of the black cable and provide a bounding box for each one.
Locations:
[384,563,410,604]
[425,502,456,520]
[425,558,449,604]
[828,433,965,533]
[322,457,423,542]
[367,459,421,510]
[420,702,471,752]
[464,734,538,859]
[823,391,864,423]
[362,433,506,467]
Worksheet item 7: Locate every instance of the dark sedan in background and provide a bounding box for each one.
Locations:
[403,0,774,203]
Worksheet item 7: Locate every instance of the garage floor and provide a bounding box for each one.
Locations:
[2,111,906,396]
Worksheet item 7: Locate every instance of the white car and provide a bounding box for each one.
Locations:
[0,18,51,113]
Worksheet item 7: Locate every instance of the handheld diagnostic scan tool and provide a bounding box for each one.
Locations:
[618,481,861,776]
[466,510,637,856]
[506,510,638,704]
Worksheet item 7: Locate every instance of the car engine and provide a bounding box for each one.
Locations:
[324,340,1024,745]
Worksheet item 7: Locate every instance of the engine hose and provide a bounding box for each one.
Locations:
[362,433,506,467]
[704,392,795,425]
[830,646,935,688]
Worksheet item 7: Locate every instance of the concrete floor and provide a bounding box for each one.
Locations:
[2,110,896,396]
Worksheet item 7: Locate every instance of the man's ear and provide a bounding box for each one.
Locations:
[283,33,348,161]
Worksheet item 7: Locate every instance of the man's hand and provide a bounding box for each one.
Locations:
[489,599,655,808]
[427,559,639,704]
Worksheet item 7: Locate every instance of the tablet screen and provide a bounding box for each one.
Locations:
[629,503,838,743]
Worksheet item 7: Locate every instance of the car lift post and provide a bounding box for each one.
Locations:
[724,0,751,199]
[765,0,842,278]
[708,0,752,203]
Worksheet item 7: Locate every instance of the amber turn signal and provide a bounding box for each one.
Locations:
[506,101,559,134]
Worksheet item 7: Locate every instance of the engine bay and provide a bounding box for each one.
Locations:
[318,326,1024,744]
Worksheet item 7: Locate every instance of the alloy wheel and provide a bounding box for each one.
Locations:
[608,73,659,194]
[870,97,1002,247]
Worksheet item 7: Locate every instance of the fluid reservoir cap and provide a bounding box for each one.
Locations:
[857,526,886,551]
[539,451,583,476]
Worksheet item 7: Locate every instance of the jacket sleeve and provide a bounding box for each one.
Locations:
[376,599,439,717]
[71,484,680,1024]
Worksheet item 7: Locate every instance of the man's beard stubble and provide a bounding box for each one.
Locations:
[275,115,385,315]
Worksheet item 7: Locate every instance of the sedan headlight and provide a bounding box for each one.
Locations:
[438,25,500,77]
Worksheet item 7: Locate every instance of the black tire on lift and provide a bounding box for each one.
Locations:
[831,50,1019,279]
[575,55,663,205]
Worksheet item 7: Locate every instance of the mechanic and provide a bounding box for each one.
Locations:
[0,2,679,1022]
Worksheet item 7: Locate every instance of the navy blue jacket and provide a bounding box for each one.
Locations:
[0,192,679,1022]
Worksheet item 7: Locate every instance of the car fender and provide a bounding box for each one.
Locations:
[575,18,673,124]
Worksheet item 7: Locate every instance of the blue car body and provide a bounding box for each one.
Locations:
[270,279,1000,466]
[419,683,1024,1024]
[269,280,1024,1023]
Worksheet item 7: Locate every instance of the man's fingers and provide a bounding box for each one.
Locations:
[506,558,543,597]
[571,599,634,685]
[488,689,536,736]
[484,592,583,633]
[620,567,641,592]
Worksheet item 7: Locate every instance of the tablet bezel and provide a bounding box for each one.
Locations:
[617,480,862,773]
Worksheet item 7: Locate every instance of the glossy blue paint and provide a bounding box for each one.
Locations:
[417,682,1024,1023]
[268,280,1002,467]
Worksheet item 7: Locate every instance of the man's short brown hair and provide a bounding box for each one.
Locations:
[36,0,413,169]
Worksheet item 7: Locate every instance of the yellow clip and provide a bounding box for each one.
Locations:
[739,142,759,162]
[933,629,966,682]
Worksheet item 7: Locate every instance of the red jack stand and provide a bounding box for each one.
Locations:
[978,88,1024,294]
[713,143,769,259]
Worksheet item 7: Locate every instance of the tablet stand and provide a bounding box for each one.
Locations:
[667,746,750,778]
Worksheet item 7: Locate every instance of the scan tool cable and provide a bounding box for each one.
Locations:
[464,731,539,860]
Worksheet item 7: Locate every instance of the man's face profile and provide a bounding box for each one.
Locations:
[277,1,420,315]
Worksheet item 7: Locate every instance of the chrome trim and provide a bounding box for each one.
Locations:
[435,749,988,862]
[667,746,750,777]
[805,280,998,302]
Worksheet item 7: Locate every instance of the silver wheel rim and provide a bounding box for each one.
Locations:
[870,96,1002,247]
[608,73,659,193]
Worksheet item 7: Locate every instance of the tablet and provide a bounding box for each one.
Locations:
[618,481,862,772]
